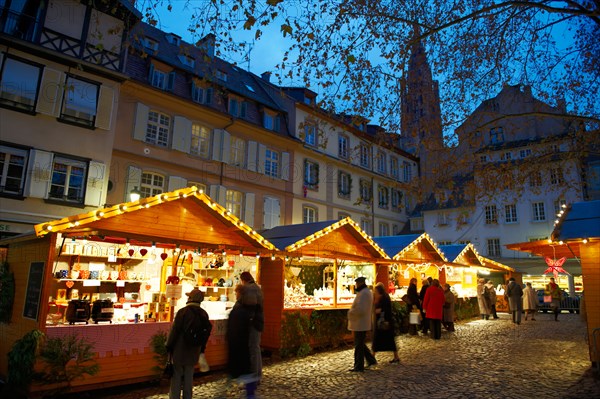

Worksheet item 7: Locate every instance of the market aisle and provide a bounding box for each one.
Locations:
[79,313,600,399]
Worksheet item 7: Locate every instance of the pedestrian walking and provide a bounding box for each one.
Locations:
[406,277,421,335]
[239,271,264,381]
[523,282,537,321]
[545,277,562,321]
[506,278,523,325]
[442,283,456,332]
[476,278,491,320]
[347,276,377,371]
[485,280,499,319]
[372,282,400,363]
[423,279,445,339]
[419,277,431,335]
[166,288,212,399]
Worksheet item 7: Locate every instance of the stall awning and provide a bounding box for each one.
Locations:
[261,217,389,261]
[506,200,600,258]
[33,186,275,252]
[374,233,447,263]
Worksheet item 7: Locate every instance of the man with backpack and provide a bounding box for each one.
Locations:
[166,288,212,399]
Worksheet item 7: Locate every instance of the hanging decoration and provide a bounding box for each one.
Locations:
[543,256,569,279]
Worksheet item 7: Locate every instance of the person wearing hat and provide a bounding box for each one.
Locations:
[166,288,212,399]
[347,276,377,372]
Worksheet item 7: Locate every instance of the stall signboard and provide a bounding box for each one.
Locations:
[23,261,45,320]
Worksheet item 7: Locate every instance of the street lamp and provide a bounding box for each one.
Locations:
[129,186,141,202]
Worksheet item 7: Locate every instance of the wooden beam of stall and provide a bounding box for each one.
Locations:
[333,259,338,307]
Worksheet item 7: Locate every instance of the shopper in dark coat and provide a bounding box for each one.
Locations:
[372,283,400,363]
[166,288,212,399]
[406,278,420,311]
[227,284,257,399]
[419,278,430,335]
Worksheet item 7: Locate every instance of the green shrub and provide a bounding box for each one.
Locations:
[150,330,169,376]
[36,334,99,386]
[309,309,348,349]
[279,311,311,358]
[7,329,44,390]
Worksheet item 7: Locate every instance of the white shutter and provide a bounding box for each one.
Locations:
[84,161,106,206]
[94,85,114,130]
[211,129,224,161]
[281,152,290,181]
[258,144,267,174]
[125,166,142,202]
[35,67,64,117]
[209,184,227,206]
[133,103,149,141]
[167,175,187,191]
[263,196,280,229]
[247,141,258,172]
[243,192,255,227]
[217,185,227,207]
[172,116,192,153]
[221,130,231,164]
[25,149,54,198]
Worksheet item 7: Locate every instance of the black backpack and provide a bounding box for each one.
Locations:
[182,307,211,347]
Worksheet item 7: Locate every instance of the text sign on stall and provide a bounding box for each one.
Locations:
[23,262,45,320]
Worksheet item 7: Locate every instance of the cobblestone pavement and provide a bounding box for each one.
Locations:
[76,313,600,399]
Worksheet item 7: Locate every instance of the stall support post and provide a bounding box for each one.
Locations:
[333,259,338,307]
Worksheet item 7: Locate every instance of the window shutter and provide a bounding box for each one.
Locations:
[206,88,213,104]
[209,184,227,206]
[172,116,192,153]
[133,103,149,141]
[0,52,4,68]
[247,141,258,172]
[167,71,175,91]
[281,152,290,181]
[84,161,106,206]
[167,176,187,191]
[25,149,54,198]
[125,165,142,202]
[243,192,255,227]
[258,144,267,174]
[148,64,154,84]
[35,67,64,117]
[263,197,280,229]
[94,85,114,130]
[221,130,231,164]
[211,129,224,161]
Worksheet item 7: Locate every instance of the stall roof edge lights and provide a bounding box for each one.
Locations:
[33,186,276,251]
[374,232,448,262]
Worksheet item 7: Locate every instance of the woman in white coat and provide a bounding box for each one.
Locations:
[522,282,538,321]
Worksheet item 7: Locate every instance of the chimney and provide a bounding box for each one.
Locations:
[261,71,271,82]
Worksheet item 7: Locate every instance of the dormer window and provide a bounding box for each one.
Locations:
[217,70,227,81]
[192,81,212,105]
[263,109,280,131]
[178,55,195,68]
[149,63,175,91]
[142,37,158,52]
[245,84,255,93]
[228,96,247,118]
[166,33,181,46]
[490,127,504,144]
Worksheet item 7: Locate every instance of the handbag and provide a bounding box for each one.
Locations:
[198,352,210,372]
[163,360,174,379]
[543,295,552,303]
[377,312,390,330]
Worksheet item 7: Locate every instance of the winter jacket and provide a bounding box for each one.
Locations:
[347,285,373,331]
[423,285,445,320]
[166,302,212,366]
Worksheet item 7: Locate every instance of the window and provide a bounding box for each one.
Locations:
[142,37,158,52]
[403,161,412,182]
[392,224,400,235]
[166,34,181,46]
[60,76,99,127]
[505,204,518,223]
[49,157,86,203]
[187,181,206,194]
[229,97,247,118]
[338,134,349,159]
[304,123,317,146]
[0,56,41,112]
[265,148,279,178]
[485,205,498,224]
[146,110,171,147]
[410,218,423,231]
[192,84,212,105]
[360,218,372,236]
[360,143,371,168]
[190,123,211,158]
[554,198,567,215]
[437,212,449,226]
[338,171,351,198]
[216,70,227,81]
[391,189,402,210]
[529,170,542,187]
[359,179,371,202]
[490,127,504,144]
[226,190,243,219]
[480,155,489,163]
[550,168,563,185]
[303,206,317,223]
[378,222,389,237]
[438,241,452,246]
[487,238,501,257]
[151,68,167,89]
[532,201,546,221]
[457,212,470,225]
[0,146,28,195]
[140,172,164,198]
[500,152,512,161]
[378,186,389,209]
[390,157,399,180]
[338,212,350,220]
[263,111,279,131]
[304,160,319,189]
[376,151,387,174]
[229,136,246,167]
[178,55,195,68]
[520,149,532,158]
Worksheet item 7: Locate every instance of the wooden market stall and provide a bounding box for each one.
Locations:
[506,200,600,367]
[0,186,276,392]
[258,218,390,351]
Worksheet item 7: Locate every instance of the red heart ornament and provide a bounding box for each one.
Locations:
[145,284,151,290]
[65,281,74,288]
[128,249,135,257]
[160,253,168,261]
[119,297,126,304]
[140,248,148,256]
